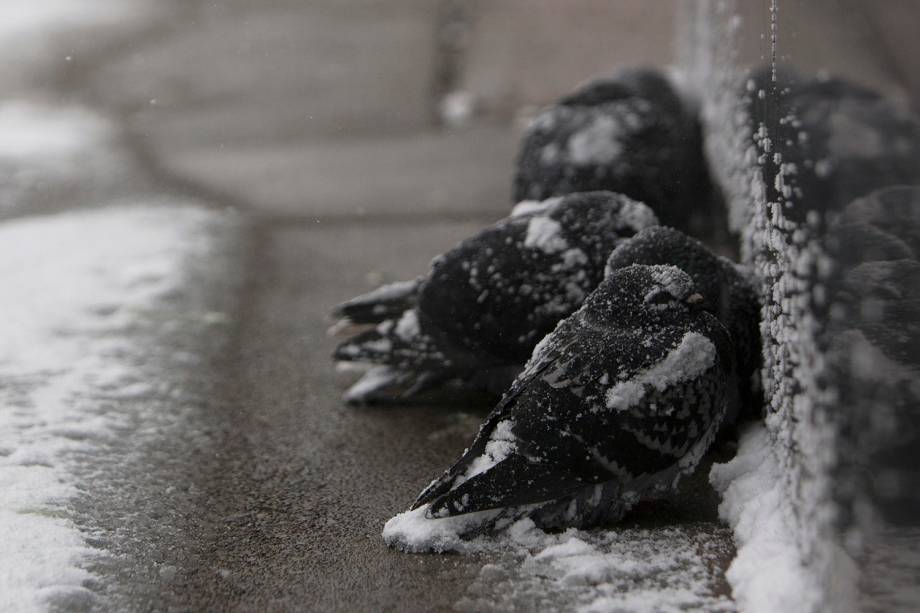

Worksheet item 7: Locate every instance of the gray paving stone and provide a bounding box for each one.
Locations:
[155,126,519,218]
[89,0,440,145]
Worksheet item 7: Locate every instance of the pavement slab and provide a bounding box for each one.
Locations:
[152,127,518,219]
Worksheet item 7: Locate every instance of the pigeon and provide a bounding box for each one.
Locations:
[605,226,761,420]
[745,66,920,226]
[836,185,920,258]
[512,68,714,234]
[390,264,733,541]
[332,191,659,403]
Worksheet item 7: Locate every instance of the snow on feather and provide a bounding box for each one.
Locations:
[524,216,569,254]
[605,332,716,412]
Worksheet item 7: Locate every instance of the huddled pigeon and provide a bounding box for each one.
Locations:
[746,66,920,225]
[513,68,713,234]
[332,191,659,403]
[389,265,733,541]
[605,226,761,419]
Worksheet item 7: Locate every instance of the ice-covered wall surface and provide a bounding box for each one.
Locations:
[681,1,920,611]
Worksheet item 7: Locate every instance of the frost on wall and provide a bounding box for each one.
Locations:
[682,1,920,611]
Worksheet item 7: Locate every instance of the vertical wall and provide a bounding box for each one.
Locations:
[681,1,920,611]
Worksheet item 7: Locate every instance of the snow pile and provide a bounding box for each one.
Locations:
[710,424,821,613]
[605,332,716,412]
[0,204,234,612]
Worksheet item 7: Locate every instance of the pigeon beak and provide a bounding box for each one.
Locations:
[686,293,704,305]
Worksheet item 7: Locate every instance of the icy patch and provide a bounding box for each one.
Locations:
[710,424,821,613]
[605,332,716,412]
[524,216,569,254]
[459,420,517,483]
[568,115,624,165]
[0,204,229,612]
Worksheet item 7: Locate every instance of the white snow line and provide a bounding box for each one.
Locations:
[0,204,232,612]
[710,423,823,613]
[605,332,716,412]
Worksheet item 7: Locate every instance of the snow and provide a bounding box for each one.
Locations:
[0,204,231,612]
[394,310,420,341]
[456,519,733,612]
[459,420,517,483]
[343,365,400,403]
[511,197,561,217]
[710,423,822,613]
[616,199,660,233]
[383,505,504,553]
[524,215,569,254]
[605,332,716,412]
[649,266,695,301]
[385,508,733,610]
[567,115,624,165]
[0,0,144,39]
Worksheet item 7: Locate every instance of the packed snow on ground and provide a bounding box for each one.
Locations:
[710,423,821,613]
[0,204,232,612]
[385,506,732,611]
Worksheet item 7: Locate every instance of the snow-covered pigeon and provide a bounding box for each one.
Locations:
[388,265,733,542]
[513,68,711,233]
[332,191,659,404]
[605,226,761,419]
[746,66,920,225]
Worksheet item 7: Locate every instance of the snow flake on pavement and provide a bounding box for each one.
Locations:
[0,204,235,612]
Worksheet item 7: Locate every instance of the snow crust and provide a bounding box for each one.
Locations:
[710,424,821,613]
[0,205,229,612]
[605,332,716,412]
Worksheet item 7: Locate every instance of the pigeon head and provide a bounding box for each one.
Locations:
[584,264,702,327]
